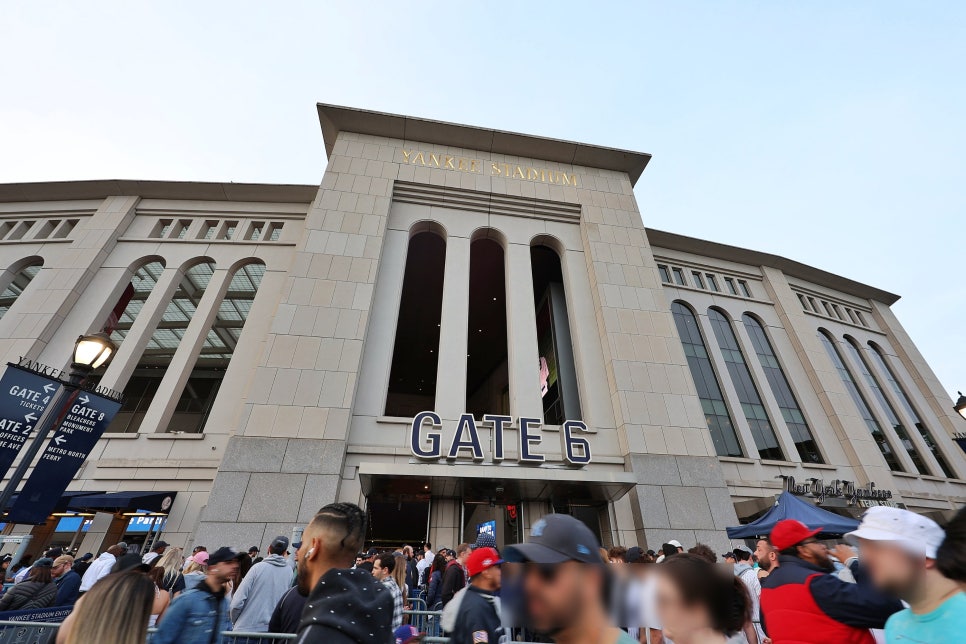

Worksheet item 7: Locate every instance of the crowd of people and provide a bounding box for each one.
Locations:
[0,502,960,643]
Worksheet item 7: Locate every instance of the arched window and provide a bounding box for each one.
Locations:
[818,331,903,471]
[385,230,446,417]
[466,235,509,419]
[106,259,165,343]
[866,344,955,478]
[0,258,43,319]
[671,302,743,457]
[742,314,823,463]
[531,242,581,424]
[843,338,928,475]
[708,309,784,460]
[104,260,217,433]
[165,260,266,433]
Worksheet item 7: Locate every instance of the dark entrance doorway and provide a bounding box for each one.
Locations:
[366,501,430,549]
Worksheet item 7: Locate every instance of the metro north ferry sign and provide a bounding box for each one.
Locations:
[408,411,592,466]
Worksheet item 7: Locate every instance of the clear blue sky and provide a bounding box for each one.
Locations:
[3,2,965,403]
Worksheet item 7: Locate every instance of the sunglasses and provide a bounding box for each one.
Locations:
[526,563,561,582]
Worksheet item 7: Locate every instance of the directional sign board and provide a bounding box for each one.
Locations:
[7,390,121,524]
[0,365,60,481]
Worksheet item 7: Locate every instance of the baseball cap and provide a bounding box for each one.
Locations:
[53,555,73,567]
[625,546,645,563]
[33,558,53,568]
[721,552,737,561]
[154,541,170,548]
[366,547,379,557]
[771,519,822,550]
[466,547,503,577]
[667,539,683,549]
[80,553,93,561]
[116,542,129,550]
[845,506,945,559]
[192,551,210,565]
[270,535,290,551]
[207,547,241,566]
[504,514,603,565]
[392,624,423,643]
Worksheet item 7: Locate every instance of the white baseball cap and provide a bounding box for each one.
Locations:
[667,540,683,549]
[845,506,945,559]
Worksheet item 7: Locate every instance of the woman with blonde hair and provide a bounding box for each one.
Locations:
[182,551,208,591]
[56,571,154,644]
[146,567,171,627]
[393,553,409,607]
[154,546,186,595]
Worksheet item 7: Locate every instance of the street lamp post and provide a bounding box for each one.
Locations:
[0,332,117,516]
[955,392,966,421]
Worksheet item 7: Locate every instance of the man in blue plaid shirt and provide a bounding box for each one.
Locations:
[373,552,404,630]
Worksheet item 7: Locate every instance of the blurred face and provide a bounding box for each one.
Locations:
[210,559,239,583]
[755,540,775,571]
[476,565,502,590]
[796,539,833,570]
[522,562,597,634]
[655,570,712,641]
[857,539,923,596]
[355,556,363,566]
[51,561,70,578]
[372,558,389,580]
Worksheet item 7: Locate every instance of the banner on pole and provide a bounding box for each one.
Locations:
[7,390,120,524]
[0,365,60,482]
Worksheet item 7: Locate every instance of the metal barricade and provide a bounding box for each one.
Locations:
[408,597,428,612]
[403,609,443,637]
[219,633,296,642]
[0,620,60,644]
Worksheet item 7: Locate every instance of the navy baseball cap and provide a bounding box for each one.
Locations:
[504,514,603,564]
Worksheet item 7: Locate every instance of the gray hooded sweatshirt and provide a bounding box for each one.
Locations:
[229,554,294,632]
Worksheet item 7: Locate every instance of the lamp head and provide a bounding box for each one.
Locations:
[955,391,966,421]
[72,332,117,371]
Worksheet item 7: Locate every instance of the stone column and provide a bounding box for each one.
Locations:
[134,268,233,434]
[696,312,761,459]
[732,320,802,462]
[504,242,543,419]
[97,266,183,391]
[0,195,139,366]
[435,235,471,421]
[559,248,617,432]
[354,227,409,417]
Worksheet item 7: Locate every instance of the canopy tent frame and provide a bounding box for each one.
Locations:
[726,491,860,539]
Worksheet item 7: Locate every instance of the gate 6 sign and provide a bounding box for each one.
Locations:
[408,411,592,466]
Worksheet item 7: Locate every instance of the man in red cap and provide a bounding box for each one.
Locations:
[759,519,902,643]
[440,546,504,643]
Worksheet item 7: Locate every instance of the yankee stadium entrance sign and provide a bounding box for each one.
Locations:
[408,411,592,466]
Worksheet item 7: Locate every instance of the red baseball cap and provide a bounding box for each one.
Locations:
[466,547,503,577]
[770,519,822,550]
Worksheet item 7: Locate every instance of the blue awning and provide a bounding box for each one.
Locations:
[67,491,176,514]
[5,490,105,515]
[726,491,860,539]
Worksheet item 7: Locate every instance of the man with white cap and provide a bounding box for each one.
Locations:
[846,506,965,643]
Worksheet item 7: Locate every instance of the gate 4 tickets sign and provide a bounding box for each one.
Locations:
[7,390,121,524]
[408,412,593,466]
[0,365,60,480]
